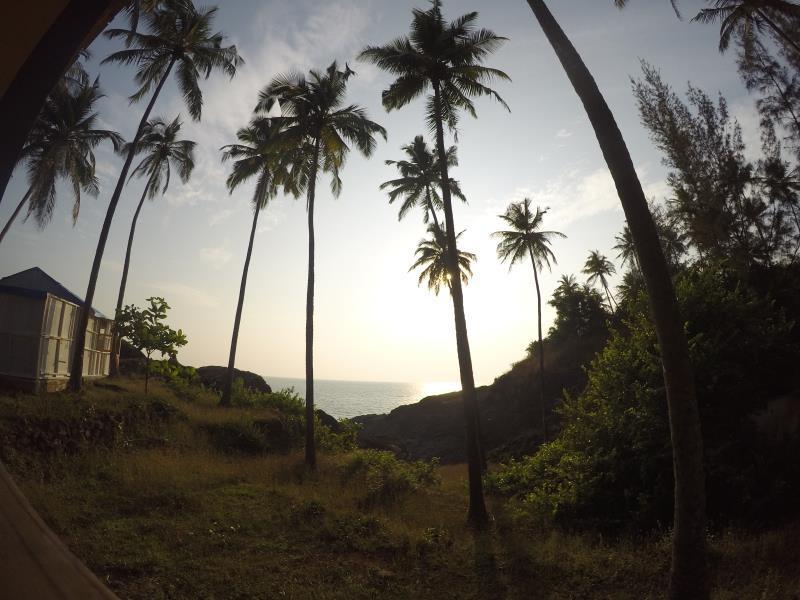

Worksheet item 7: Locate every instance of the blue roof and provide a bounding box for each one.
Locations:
[0,267,106,318]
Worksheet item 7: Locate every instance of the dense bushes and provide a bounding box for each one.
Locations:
[342,449,440,507]
[488,265,800,532]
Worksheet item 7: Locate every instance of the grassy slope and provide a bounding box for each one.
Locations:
[1,379,798,599]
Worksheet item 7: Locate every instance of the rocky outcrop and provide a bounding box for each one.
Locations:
[196,366,272,394]
[354,332,609,463]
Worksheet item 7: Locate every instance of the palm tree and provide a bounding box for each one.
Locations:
[0,79,122,245]
[360,0,509,527]
[524,3,707,595]
[381,136,466,228]
[613,226,639,271]
[110,116,195,376]
[493,199,565,441]
[692,0,800,56]
[410,223,476,295]
[583,250,617,310]
[218,117,290,407]
[69,1,242,391]
[256,62,386,469]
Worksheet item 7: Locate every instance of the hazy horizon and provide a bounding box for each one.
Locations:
[0,0,754,385]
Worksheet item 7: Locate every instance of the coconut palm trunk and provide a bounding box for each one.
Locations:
[431,80,488,526]
[525,1,707,597]
[221,207,260,406]
[110,186,148,377]
[69,58,176,391]
[0,190,31,245]
[305,137,321,469]
[528,246,548,441]
[425,187,442,230]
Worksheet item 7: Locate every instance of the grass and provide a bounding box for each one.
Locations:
[1,377,798,599]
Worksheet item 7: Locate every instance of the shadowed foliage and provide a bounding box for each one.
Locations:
[410,223,475,296]
[381,135,466,229]
[0,79,122,245]
[583,250,617,310]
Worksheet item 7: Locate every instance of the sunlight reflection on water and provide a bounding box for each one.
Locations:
[263,376,461,419]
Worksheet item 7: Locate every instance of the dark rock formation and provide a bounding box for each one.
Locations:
[196,366,272,394]
[354,333,608,463]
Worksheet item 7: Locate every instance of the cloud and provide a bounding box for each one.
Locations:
[147,281,219,308]
[478,165,668,231]
[555,128,573,139]
[199,244,233,270]
[208,208,235,227]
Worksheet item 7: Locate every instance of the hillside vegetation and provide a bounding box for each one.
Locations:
[1,378,798,599]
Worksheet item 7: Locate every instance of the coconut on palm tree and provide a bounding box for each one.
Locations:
[256,62,386,469]
[494,199,565,441]
[523,3,707,594]
[218,117,293,407]
[410,223,475,295]
[69,0,242,391]
[583,250,617,310]
[0,79,122,245]
[381,136,466,228]
[692,0,800,56]
[360,0,509,527]
[110,116,196,376]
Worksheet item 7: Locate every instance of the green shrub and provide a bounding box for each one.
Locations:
[342,450,440,507]
[202,421,270,455]
[487,265,800,532]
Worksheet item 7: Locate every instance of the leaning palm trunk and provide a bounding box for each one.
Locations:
[305,139,322,469]
[528,247,547,442]
[110,186,148,377]
[69,58,176,391]
[0,189,31,246]
[220,207,260,406]
[525,2,707,597]
[432,80,488,526]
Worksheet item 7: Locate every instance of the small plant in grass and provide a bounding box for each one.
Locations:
[116,297,187,394]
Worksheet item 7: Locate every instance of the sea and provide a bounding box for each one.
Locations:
[263,376,461,420]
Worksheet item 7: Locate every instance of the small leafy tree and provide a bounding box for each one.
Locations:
[116,297,187,393]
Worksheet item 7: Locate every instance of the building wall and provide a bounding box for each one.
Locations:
[0,293,44,378]
[0,292,112,385]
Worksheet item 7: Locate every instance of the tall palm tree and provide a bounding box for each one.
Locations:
[69,1,242,391]
[110,116,195,376]
[583,250,617,309]
[524,3,707,595]
[256,62,386,469]
[494,199,565,441]
[692,0,800,56]
[410,223,475,295]
[0,79,122,245]
[381,136,466,228]
[360,0,509,527]
[218,117,290,407]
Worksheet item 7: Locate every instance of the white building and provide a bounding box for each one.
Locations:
[0,267,113,392]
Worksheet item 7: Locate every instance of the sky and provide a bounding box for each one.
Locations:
[0,0,757,386]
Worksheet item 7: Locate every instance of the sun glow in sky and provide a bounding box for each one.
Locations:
[0,1,752,384]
